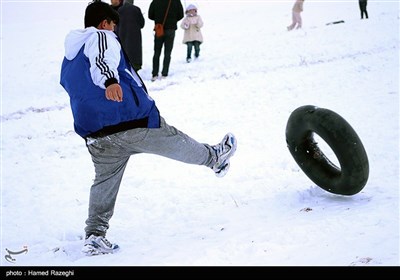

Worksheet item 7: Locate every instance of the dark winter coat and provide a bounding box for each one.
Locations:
[148,0,184,30]
[113,0,145,68]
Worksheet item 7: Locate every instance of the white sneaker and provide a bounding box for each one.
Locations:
[82,234,120,256]
[212,133,237,177]
[151,76,158,82]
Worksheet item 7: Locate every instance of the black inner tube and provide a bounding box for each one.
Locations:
[286,105,369,195]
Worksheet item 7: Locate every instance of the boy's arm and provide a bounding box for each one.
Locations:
[84,31,121,90]
[84,31,123,102]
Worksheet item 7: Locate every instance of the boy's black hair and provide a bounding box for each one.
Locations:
[84,0,119,28]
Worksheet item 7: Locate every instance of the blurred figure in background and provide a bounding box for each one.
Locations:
[359,0,369,19]
[287,0,304,31]
[111,0,145,72]
[148,0,184,81]
[180,4,204,63]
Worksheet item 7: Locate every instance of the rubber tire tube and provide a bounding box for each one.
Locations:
[285,105,369,195]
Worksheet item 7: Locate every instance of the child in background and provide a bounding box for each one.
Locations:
[180,4,203,63]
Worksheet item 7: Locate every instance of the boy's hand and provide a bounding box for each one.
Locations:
[105,83,123,102]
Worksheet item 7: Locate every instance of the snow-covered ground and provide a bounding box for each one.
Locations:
[1,0,399,267]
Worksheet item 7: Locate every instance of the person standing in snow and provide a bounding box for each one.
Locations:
[60,0,237,256]
[359,0,369,19]
[110,0,145,72]
[180,4,203,63]
[148,0,184,81]
[287,0,304,31]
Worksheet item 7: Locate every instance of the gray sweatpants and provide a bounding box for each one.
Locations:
[84,117,217,236]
